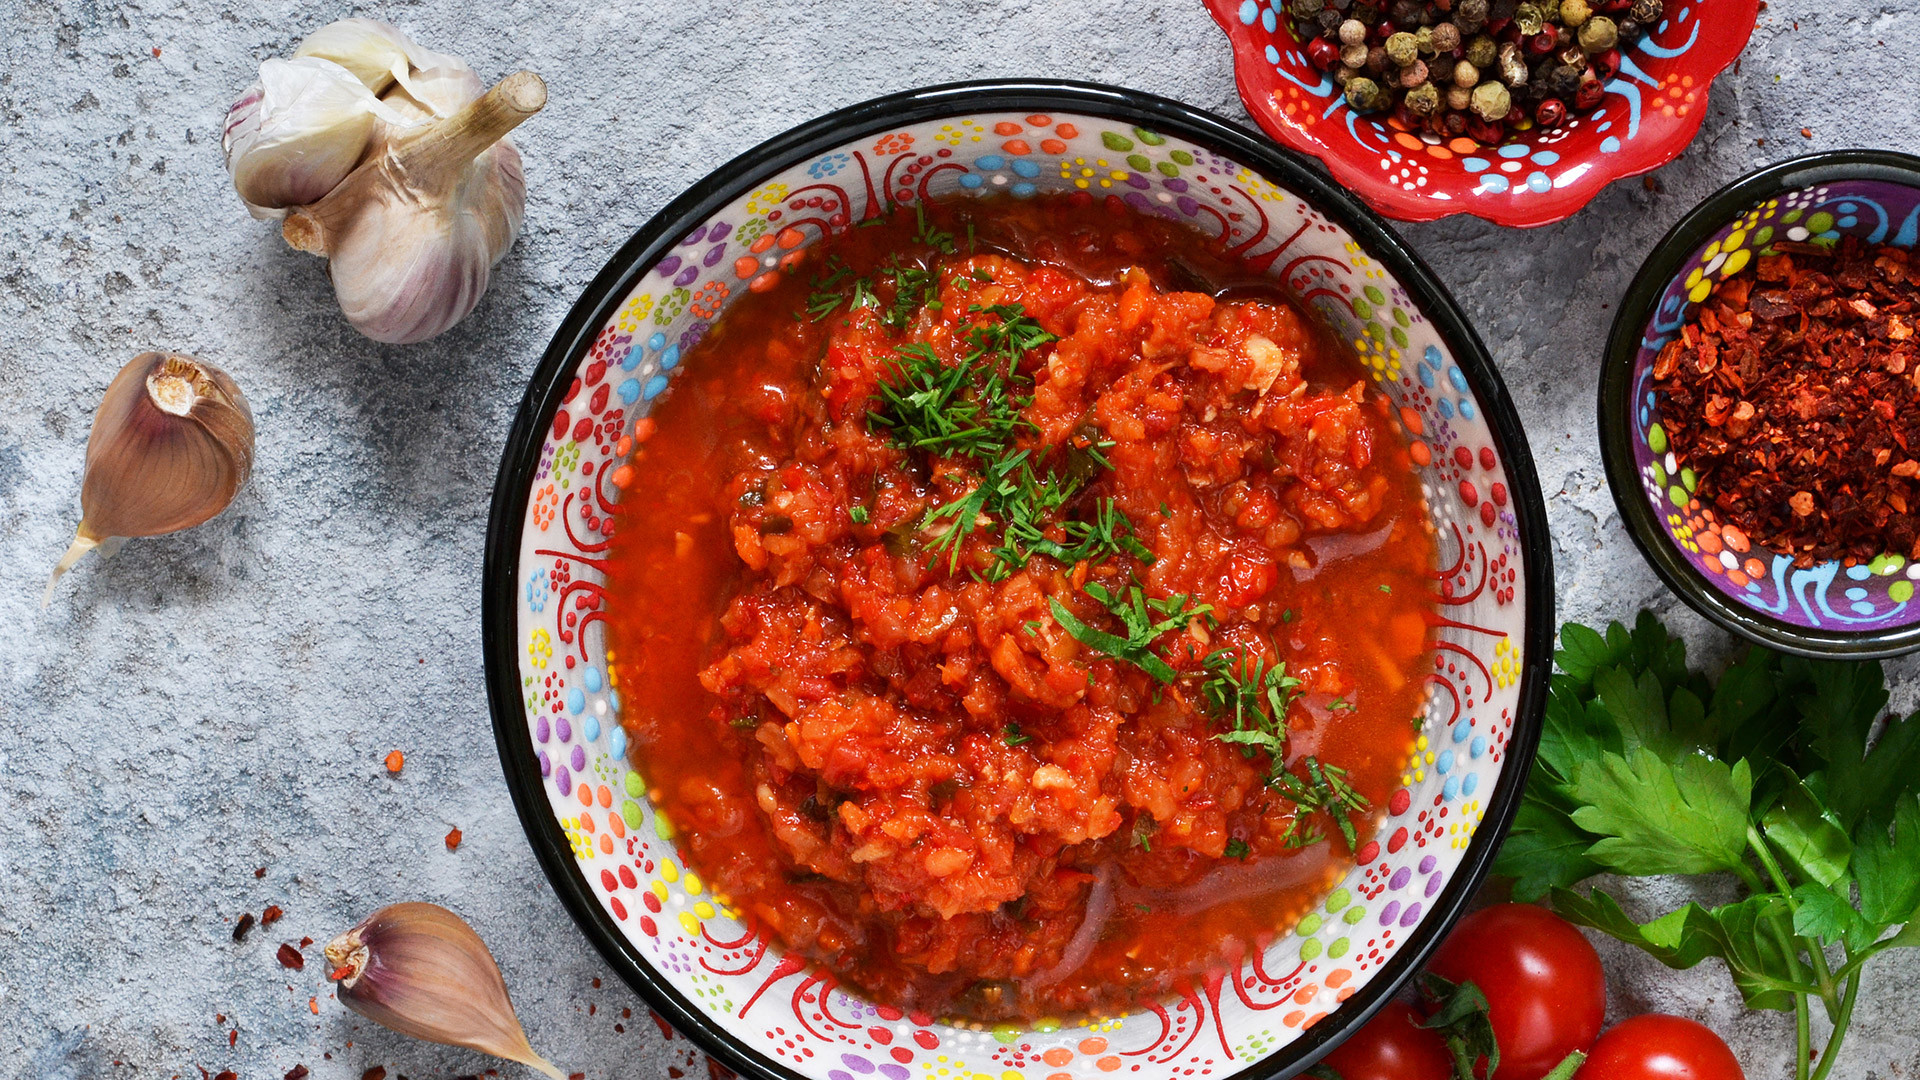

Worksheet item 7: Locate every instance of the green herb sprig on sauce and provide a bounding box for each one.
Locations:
[1269,757,1368,849]
[1050,582,1211,684]
[1201,647,1302,761]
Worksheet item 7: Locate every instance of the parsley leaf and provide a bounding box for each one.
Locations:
[1568,748,1753,877]
[1200,647,1300,769]
[1270,756,1368,849]
[1003,722,1031,747]
[1224,837,1251,861]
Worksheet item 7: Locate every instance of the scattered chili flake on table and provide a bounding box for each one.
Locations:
[445,826,462,851]
[383,750,404,773]
[1651,236,1920,566]
[231,912,255,942]
[361,1068,387,1080]
[276,943,305,970]
[284,1067,310,1080]
[260,904,284,926]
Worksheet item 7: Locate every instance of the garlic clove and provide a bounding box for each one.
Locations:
[223,56,406,219]
[45,352,255,607]
[325,903,565,1080]
[292,17,426,95]
[380,60,485,124]
[281,72,542,344]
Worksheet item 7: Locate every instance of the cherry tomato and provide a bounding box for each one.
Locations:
[1575,1015,1745,1080]
[1319,1002,1451,1080]
[1425,903,1606,1080]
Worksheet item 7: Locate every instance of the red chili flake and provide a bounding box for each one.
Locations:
[300,935,313,947]
[445,827,463,851]
[384,750,405,774]
[285,1067,310,1080]
[1801,127,1814,139]
[228,1030,237,1048]
[362,1068,388,1080]
[1652,236,1920,566]
[261,904,284,927]
[216,1072,237,1080]
[254,867,267,879]
[232,913,255,942]
[276,943,306,970]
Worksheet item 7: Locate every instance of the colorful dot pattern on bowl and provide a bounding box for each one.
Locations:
[1206,0,1757,226]
[1630,179,1920,631]
[513,112,1529,1077]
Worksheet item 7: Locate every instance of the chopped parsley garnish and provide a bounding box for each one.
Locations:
[1002,722,1031,746]
[1224,837,1252,861]
[914,202,958,255]
[965,303,1057,377]
[849,505,870,524]
[805,255,877,322]
[1049,582,1210,684]
[869,343,1029,460]
[1327,697,1356,713]
[1270,757,1369,849]
[882,263,940,331]
[1202,647,1302,764]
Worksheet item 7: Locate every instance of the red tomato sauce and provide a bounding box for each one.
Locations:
[605,196,1435,1021]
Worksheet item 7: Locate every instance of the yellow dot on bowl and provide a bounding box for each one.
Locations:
[694,901,716,919]
[1689,281,1713,303]
[1722,249,1751,277]
[651,880,669,902]
[660,861,680,883]
[1724,229,1746,251]
[684,872,704,896]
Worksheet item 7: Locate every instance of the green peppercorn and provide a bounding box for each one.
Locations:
[1386,31,1420,66]
[1578,15,1618,53]
[1405,81,1442,115]
[1338,17,1368,44]
[1415,25,1436,54]
[1345,76,1389,112]
[1514,2,1545,35]
[1558,0,1591,25]
[1470,79,1512,121]
[1465,33,1498,67]
[1431,22,1462,52]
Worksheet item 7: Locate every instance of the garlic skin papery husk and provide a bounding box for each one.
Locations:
[44,352,255,607]
[280,71,542,344]
[326,903,565,1080]
[222,18,545,344]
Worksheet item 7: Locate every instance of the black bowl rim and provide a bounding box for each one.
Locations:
[484,78,1556,1080]
[1598,149,1920,659]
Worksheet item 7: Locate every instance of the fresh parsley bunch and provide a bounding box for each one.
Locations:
[1495,612,1920,1080]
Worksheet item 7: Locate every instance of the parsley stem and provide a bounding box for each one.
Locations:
[1793,992,1812,1080]
[1808,961,1862,1080]
[1748,824,1840,1012]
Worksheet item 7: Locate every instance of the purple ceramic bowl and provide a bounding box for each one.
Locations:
[1601,150,1920,657]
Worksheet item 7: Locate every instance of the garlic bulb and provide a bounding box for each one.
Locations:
[223,18,545,344]
[326,903,565,1079]
[45,352,255,607]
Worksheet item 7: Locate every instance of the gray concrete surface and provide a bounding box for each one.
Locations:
[1,2,1916,1077]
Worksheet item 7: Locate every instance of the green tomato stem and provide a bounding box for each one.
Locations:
[1539,1051,1587,1080]
[1793,991,1812,1080]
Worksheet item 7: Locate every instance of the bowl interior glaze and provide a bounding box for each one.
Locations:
[1602,152,1920,657]
[487,82,1552,1080]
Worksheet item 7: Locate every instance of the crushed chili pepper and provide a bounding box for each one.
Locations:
[285,1067,311,1080]
[276,942,306,970]
[1652,236,1920,566]
[361,1068,388,1080]
[384,750,405,773]
[261,904,284,926]
[232,912,255,942]
[445,826,463,851]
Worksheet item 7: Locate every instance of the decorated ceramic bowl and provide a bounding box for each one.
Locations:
[1600,150,1920,658]
[1206,0,1756,227]
[484,81,1553,1080]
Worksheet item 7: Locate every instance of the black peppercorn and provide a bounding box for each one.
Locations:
[1629,0,1662,22]
[1367,44,1392,71]
[1455,0,1490,31]
[1292,0,1327,17]
[1319,9,1347,32]
[1443,110,1469,136]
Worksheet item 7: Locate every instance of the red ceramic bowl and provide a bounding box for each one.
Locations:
[1207,0,1757,226]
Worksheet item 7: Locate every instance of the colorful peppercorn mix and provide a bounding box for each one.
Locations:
[1653,237,1920,568]
[1292,0,1663,141]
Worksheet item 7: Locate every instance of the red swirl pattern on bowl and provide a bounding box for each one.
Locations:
[1206,0,1756,226]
